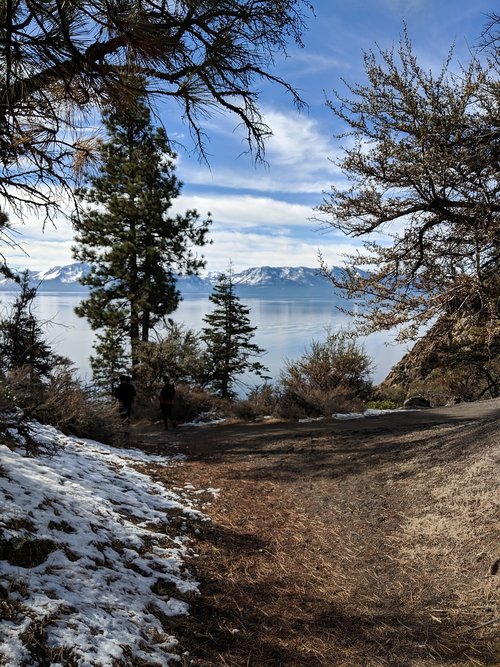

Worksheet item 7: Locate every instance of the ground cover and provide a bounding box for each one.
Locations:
[140,401,500,666]
[0,400,498,665]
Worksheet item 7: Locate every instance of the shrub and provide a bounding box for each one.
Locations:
[277,330,373,417]
[135,323,209,391]
[365,399,400,410]
[166,384,229,425]
[231,384,280,421]
[3,364,123,446]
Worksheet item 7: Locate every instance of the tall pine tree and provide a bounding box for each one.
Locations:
[72,94,211,376]
[202,270,269,398]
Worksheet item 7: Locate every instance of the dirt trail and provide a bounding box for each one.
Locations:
[132,400,500,667]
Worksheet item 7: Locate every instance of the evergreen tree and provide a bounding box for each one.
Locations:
[90,326,130,396]
[72,94,211,375]
[0,273,64,377]
[202,270,269,398]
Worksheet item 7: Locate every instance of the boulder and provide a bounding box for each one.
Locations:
[403,396,431,409]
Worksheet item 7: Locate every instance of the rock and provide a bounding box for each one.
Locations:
[403,396,431,408]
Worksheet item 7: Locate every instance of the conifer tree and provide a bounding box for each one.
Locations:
[90,327,130,396]
[0,273,64,377]
[72,94,211,374]
[202,270,269,398]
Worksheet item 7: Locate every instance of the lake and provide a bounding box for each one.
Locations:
[0,291,409,390]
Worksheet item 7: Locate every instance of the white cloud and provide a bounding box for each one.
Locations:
[200,227,359,274]
[5,239,75,271]
[1,188,361,273]
[264,109,334,167]
[172,194,314,229]
[177,108,344,195]
[179,162,337,195]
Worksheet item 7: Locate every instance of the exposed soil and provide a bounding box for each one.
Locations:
[131,400,500,667]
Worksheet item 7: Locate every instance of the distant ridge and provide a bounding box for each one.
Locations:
[0,262,347,297]
[0,262,90,292]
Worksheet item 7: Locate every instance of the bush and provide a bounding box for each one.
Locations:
[134,324,209,395]
[230,384,280,421]
[365,399,400,410]
[277,330,373,417]
[275,385,365,419]
[166,384,229,425]
[3,364,123,446]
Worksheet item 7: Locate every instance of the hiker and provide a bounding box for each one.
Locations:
[159,376,177,430]
[113,375,136,423]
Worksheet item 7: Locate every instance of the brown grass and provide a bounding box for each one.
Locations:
[145,412,500,666]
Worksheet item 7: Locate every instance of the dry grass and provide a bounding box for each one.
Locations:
[146,412,500,666]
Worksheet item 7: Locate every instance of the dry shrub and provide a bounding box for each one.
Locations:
[120,381,230,426]
[229,398,258,421]
[231,384,280,421]
[168,384,229,424]
[370,383,406,405]
[3,365,122,445]
[277,330,373,418]
[275,384,364,419]
[405,364,497,406]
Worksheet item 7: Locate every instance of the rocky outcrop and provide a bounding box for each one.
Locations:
[379,314,500,405]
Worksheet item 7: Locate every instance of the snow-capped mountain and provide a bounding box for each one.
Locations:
[0,262,345,296]
[0,262,91,292]
[231,266,333,288]
[36,262,90,284]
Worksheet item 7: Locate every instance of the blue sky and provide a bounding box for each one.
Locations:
[6,0,494,273]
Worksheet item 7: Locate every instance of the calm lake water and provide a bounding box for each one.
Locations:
[0,291,408,390]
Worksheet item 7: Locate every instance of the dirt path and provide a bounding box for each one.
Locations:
[132,400,500,667]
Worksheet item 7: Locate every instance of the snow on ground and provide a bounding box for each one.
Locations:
[0,421,212,666]
[333,408,405,420]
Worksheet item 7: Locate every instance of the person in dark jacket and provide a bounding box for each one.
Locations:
[113,375,136,423]
[159,376,177,430]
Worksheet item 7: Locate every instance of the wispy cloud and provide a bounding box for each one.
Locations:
[177,108,344,196]
[173,194,314,229]
[200,227,360,274]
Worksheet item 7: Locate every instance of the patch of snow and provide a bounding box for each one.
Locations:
[184,412,226,426]
[333,412,366,420]
[0,421,208,666]
[333,408,404,420]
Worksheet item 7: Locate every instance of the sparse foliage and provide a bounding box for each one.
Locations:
[134,322,209,395]
[318,31,500,359]
[279,330,373,416]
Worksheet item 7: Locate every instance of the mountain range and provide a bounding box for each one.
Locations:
[0,262,348,297]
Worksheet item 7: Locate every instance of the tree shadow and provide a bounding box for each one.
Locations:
[178,409,500,484]
[166,517,497,667]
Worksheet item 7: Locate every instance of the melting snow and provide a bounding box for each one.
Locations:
[0,421,210,666]
[333,408,404,420]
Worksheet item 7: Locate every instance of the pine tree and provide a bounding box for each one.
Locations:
[202,270,269,398]
[90,327,130,396]
[72,92,211,377]
[0,273,64,377]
